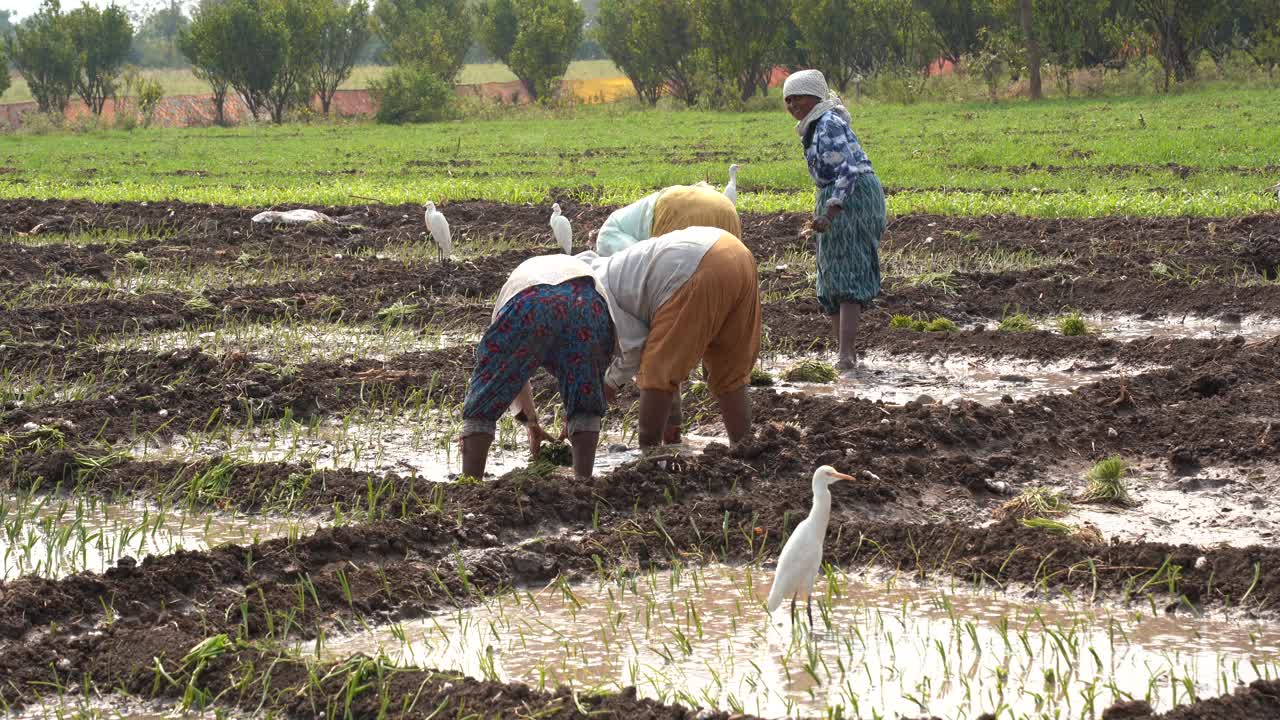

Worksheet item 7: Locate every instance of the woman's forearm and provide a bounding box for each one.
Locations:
[511,382,538,425]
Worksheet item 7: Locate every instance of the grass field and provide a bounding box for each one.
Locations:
[1,87,1277,216]
[0,60,623,104]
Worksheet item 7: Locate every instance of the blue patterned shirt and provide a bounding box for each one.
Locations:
[804,110,875,209]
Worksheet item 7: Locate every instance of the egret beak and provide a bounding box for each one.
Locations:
[832,471,855,482]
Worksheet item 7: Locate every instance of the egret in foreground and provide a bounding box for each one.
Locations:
[550,203,572,254]
[424,201,452,261]
[723,164,740,205]
[767,465,854,626]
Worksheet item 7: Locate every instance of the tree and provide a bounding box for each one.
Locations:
[10,0,77,115]
[179,0,320,123]
[594,0,663,104]
[644,0,703,105]
[179,0,234,124]
[0,44,9,99]
[313,0,369,114]
[133,1,190,67]
[1130,0,1232,90]
[476,0,584,101]
[1242,0,1280,77]
[65,4,133,116]
[370,0,471,83]
[1019,0,1042,98]
[917,0,999,64]
[696,0,790,103]
[262,0,324,122]
[0,9,16,40]
[791,0,883,91]
[1031,0,1110,95]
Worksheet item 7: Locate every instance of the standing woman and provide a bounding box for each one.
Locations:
[783,69,886,371]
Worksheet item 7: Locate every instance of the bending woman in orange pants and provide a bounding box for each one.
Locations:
[586,226,762,449]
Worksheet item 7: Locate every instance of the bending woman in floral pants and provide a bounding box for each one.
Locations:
[783,69,886,371]
[460,255,617,480]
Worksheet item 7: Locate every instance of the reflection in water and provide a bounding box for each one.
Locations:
[766,352,1140,405]
[0,491,313,581]
[131,407,719,482]
[317,565,1280,718]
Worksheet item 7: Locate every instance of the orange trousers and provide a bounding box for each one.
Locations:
[636,232,761,395]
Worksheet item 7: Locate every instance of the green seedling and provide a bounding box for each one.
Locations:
[1057,311,1090,336]
[785,360,838,383]
[123,251,150,270]
[996,487,1071,521]
[1021,517,1074,535]
[1080,456,1137,506]
[749,368,775,387]
[890,314,958,332]
[537,442,572,467]
[376,300,418,327]
[998,312,1037,332]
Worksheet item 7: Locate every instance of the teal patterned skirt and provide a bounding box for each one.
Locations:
[815,174,885,315]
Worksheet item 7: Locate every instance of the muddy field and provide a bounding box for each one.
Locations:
[2,198,1280,719]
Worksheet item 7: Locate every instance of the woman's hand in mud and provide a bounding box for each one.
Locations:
[526,423,552,458]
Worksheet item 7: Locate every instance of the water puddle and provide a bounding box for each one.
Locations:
[765,352,1138,405]
[130,410,721,481]
[1047,462,1280,548]
[102,321,477,363]
[0,491,314,581]
[312,565,1280,719]
[13,694,257,719]
[1094,314,1280,342]
[979,314,1280,342]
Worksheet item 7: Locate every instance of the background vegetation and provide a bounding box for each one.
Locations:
[1,86,1276,217]
[2,0,1278,124]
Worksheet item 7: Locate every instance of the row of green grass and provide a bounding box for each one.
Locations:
[2,87,1278,217]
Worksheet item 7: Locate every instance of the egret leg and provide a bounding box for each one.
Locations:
[790,595,798,624]
[806,596,814,628]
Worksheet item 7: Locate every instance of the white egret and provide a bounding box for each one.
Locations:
[424,201,452,261]
[723,164,740,205]
[1271,182,1280,202]
[767,465,854,626]
[550,203,572,254]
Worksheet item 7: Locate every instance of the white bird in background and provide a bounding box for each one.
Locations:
[424,201,452,261]
[550,203,572,254]
[1270,182,1280,202]
[767,465,855,627]
[723,163,740,205]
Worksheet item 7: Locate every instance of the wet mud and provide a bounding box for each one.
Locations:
[2,199,1280,719]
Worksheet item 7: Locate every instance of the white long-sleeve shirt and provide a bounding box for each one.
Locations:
[577,226,722,388]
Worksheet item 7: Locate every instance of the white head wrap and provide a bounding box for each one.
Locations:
[782,69,829,100]
[784,69,852,139]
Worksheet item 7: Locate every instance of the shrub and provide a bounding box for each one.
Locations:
[371,63,455,124]
[749,367,774,387]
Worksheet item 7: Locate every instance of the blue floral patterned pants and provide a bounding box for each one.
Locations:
[461,277,615,437]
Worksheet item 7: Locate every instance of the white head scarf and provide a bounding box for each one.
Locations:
[782,69,852,139]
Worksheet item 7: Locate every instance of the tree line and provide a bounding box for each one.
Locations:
[598,0,1280,105]
[4,0,1278,125]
